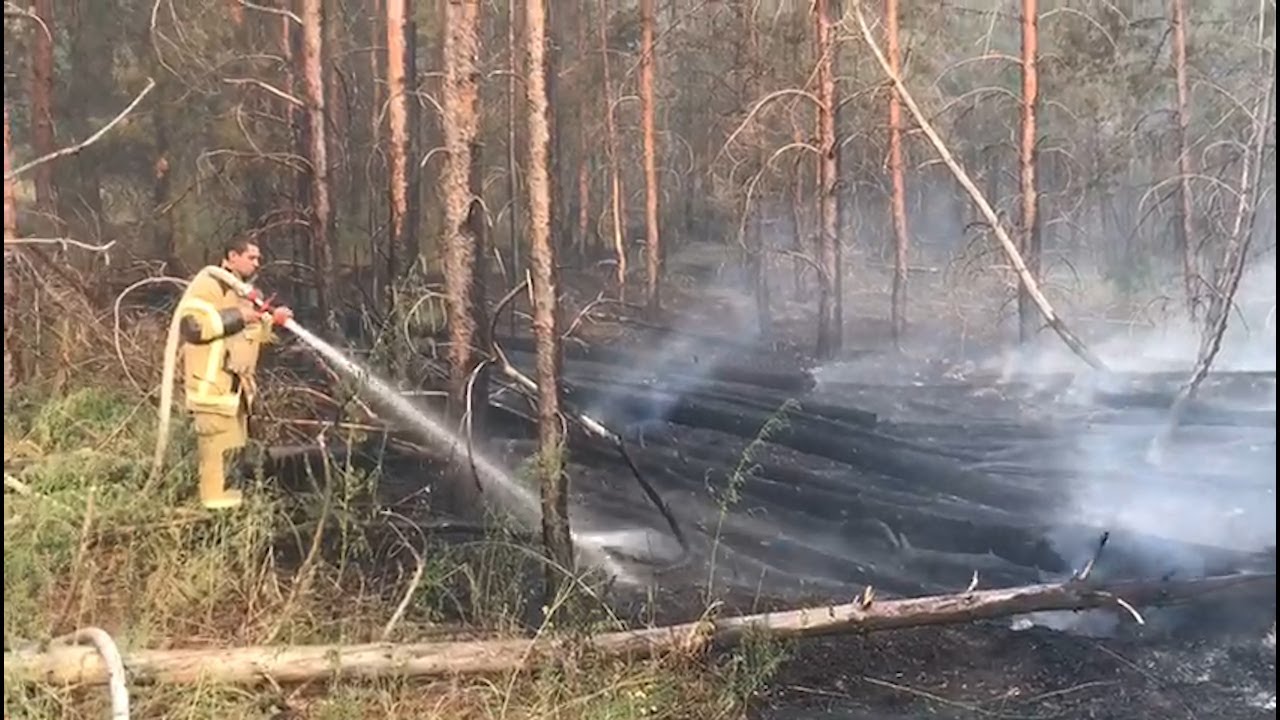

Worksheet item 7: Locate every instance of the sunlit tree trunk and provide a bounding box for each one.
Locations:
[575,0,591,260]
[302,0,336,329]
[1018,0,1041,344]
[525,0,572,602]
[1170,0,1197,317]
[815,0,841,358]
[640,0,661,315]
[387,0,410,291]
[887,0,909,347]
[442,0,490,452]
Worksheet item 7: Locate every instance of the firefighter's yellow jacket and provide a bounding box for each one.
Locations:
[177,266,276,416]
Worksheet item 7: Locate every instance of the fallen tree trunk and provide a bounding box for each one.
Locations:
[7,572,1271,687]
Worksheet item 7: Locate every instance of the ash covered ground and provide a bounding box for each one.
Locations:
[494,243,1277,719]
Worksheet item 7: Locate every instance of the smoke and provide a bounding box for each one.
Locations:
[1011,256,1277,636]
[581,242,762,431]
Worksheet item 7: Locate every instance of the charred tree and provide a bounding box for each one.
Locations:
[599,0,626,299]
[887,0,909,347]
[386,0,411,293]
[1170,0,1198,317]
[442,0,491,452]
[1018,0,1041,344]
[640,0,662,316]
[525,0,573,601]
[814,0,841,358]
[301,0,336,329]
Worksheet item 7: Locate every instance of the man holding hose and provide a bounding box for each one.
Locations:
[177,238,293,509]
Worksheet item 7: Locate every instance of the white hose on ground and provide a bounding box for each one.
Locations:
[51,627,129,720]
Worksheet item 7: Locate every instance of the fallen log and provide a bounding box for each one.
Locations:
[6,572,1271,687]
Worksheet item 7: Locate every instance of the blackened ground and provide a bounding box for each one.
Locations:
[265,243,1276,719]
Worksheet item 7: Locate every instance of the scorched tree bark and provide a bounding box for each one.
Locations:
[525,0,573,601]
[442,0,491,460]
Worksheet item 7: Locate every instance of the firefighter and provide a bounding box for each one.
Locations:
[176,238,293,509]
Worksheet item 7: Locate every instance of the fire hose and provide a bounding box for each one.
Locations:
[148,265,292,487]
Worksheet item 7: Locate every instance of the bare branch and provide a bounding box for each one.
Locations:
[2,237,116,253]
[237,0,300,25]
[4,2,52,42]
[222,78,304,107]
[7,79,157,181]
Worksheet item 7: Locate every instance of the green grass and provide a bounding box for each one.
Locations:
[3,384,785,719]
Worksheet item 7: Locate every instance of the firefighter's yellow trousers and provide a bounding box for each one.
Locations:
[194,411,248,510]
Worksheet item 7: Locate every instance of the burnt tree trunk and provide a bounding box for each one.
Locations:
[1018,0,1041,344]
[525,0,573,602]
[887,0,909,347]
[815,0,841,358]
[442,0,491,461]
[302,0,336,329]
[640,0,661,316]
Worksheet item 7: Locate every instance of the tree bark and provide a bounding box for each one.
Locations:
[3,106,18,389]
[525,0,573,602]
[815,0,841,359]
[507,0,521,336]
[640,0,662,316]
[301,0,336,330]
[599,0,626,300]
[887,0,909,348]
[1170,0,1197,317]
[386,0,410,292]
[9,573,1270,687]
[1018,0,1041,344]
[30,0,57,216]
[442,0,491,450]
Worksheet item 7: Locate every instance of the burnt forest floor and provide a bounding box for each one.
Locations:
[492,243,1278,720]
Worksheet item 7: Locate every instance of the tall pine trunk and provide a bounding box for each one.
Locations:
[302,0,336,329]
[887,0,909,347]
[442,0,490,467]
[814,0,841,358]
[1018,0,1041,344]
[1170,0,1197,316]
[640,0,661,315]
[599,0,626,299]
[525,0,572,601]
[386,0,410,292]
[30,0,57,218]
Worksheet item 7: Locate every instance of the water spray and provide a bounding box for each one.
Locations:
[150,266,688,582]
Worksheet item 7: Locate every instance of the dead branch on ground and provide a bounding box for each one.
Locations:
[7,571,1270,687]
